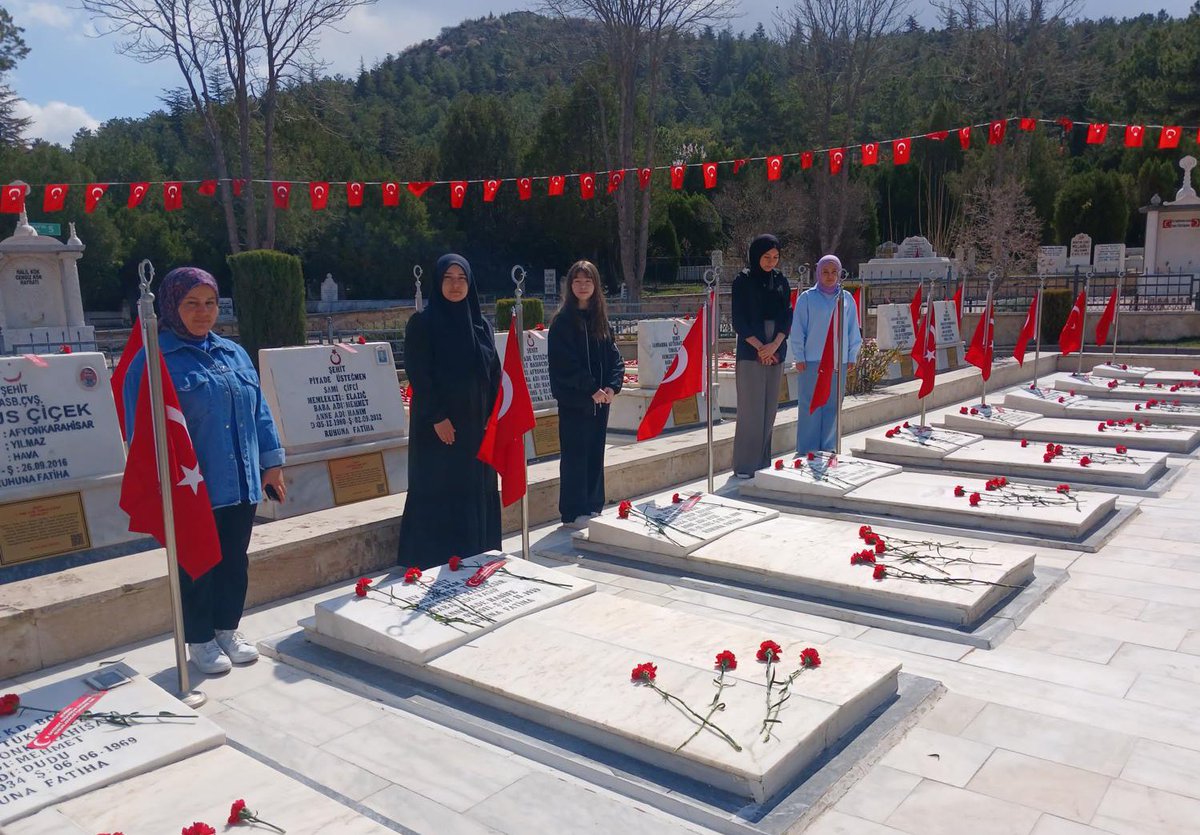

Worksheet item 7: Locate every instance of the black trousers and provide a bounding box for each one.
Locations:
[558,404,609,523]
[180,502,257,644]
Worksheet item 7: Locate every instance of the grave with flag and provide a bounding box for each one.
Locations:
[965,297,995,381]
[636,307,705,441]
[1059,290,1087,356]
[479,318,537,506]
[1013,291,1038,366]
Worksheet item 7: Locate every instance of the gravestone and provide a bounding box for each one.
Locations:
[1093,243,1126,273]
[257,342,408,519]
[1068,233,1093,267]
[875,240,899,259]
[494,327,553,406]
[584,493,776,558]
[1143,156,1200,276]
[0,663,224,824]
[933,300,963,370]
[636,317,690,389]
[0,352,137,566]
[875,304,915,352]
[319,273,339,302]
[860,236,956,282]
[0,215,92,355]
[1037,246,1068,274]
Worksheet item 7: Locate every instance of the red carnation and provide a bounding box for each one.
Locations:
[903,421,910,428]
[1046,442,1055,452]
[1108,380,1118,389]
[403,567,422,584]
[807,452,815,460]
[715,650,737,671]
[954,485,965,496]
[228,800,247,825]
[885,429,896,438]
[1057,397,1065,403]
[631,662,657,682]
[1043,452,1054,463]
[970,407,979,415]
[354,577,371,597]
[874,539,886,554]
[800,647,821,668]
[775,459,784,470]
[356,335,367,345]
[1057,484,1071,493]
[793,459,804,469]
[1135,404,1142,411]
[1020,439,1028,447]
[960,406,969,414]
[0,693,19,715]
[1136,423,1144,431]
[1106,419,1116,426]
[1055,444,1064,454]
[1115,445,1128,454]
[969,492,981,506]
[618,500,632,519]
[182,825,216,835]
[757,640,782,663]
[858,525,873,539]
[872,564,887,580]
[1079,456,1091,467]
[448,556,462,571]
[58,344,72,354]
[1069,390,1076,396]
[672,492,681,503]
[1097,423,1106,432]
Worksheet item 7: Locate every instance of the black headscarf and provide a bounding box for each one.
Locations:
[747,234,781,282]
[424,253,497,377]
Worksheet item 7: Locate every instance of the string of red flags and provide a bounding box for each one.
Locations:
[1,115,1196,216]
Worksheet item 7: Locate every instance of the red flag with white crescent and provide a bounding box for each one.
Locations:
[478,318,536,506]
[484,179,501,202]
[450,180,467,208]
[1058,291,1087,356]
[861,142,879,166]
[606,170,624,194]
[909,284,923,331]
[85,183,108,213]
[732,158,748,174]
[163,181,183,211]
[579,173,596,200]
[637,307,705,441]
[127,182,148,208]
[1019,117,1037,131]
[828,148,846,175]
[1124,125,1144,147]
[43,183,68,212]
[309,181,330,210]
[272,182,291,209]
[810,311,837,414]
[1159,126,1181,149]
[702,162,717,188]
[801,151,813,170]
[766,155,783,180]
[548,175,565,196]
[637,168,652,189]
[988,120,1006,145]
[912,299,938,399]
[382,181,401,205]
[1013,291,1038,366]
[892,138,911,165]
[111,318,144,441]
[670,164,686,189]
[1095,287,1119,347]
[518,177,533,199]
[0,183,26,214]
[958,126,972,149]
[346,181,364,206]
[1087,123,1109,144]
[965,297,995,381]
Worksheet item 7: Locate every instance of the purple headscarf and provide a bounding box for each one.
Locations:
[815,254,842,295]
[158,267,219,338]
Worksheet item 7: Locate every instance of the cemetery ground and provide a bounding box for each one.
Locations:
[6,356,1200,834]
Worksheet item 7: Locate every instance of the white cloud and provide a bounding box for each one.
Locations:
[14,100,101,146]
[13,2,77,29]
[316,3,456,75]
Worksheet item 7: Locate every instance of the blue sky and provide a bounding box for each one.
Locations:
[6,0,1197,145]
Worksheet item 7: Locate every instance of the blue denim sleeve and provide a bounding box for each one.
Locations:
[232,344,285,470]
[122,352,148,443]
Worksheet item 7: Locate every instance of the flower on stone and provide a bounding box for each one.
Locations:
[793,459,804,469]
[960,406,969,414]
[1175,399,1182,407]
[228,800,247,825]
[672,492,682,504]
[1115,445,1128,454]
[1097,422,1106,432]
[885,429,896,438]
[403,567,422,584]
[970,407,979,415]
[850,550,876,565]
[874,539,886,554]
[448,556,462,571]
[1043,452,1055,463]
[1140,381,1146,387]
[1108,380,1118,389]
[354,577,371,598]
[1107,419,1117,426]
[775,459,784,469]
[800,647,821,668]
[807,452,815,460]
[873,564,887,580]
[903,421,910,428]
[1136,423,1144,431]
[181,824,216,835]
[58,344,72,354]
[969,492,981,507]
[631,662,657,683]
[1057,397,1065,404]
[1069,390,1076,396]
[1020,439,1028,447]
[715,650,737,671]
[0,693,19,716]
[1079,456,1091,467]
[1055,444,1064,455]
[356,335,367,345]
[226,798,286,833]
[1135,404,1142,411]
[1057,484,1071,494]
[858,524,873,539]
[954,485,965,497]
[618,500,632,519]
[757,640,782,664]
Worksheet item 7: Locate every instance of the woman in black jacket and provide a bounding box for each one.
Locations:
[731,234,792,477]
[548,260,625,528]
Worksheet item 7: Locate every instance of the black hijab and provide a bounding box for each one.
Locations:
[424,253,497,377]
[747,234,781,282]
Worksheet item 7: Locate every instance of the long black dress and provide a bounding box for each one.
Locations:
[397,255,502,568]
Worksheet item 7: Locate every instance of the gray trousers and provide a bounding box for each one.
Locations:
[732,358,785,475]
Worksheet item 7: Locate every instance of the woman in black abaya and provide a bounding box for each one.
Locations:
[397,254,502,568]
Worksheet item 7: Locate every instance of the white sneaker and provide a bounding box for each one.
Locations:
[188,639,232,675]
[563,515,591,530]
[214,629,259,664]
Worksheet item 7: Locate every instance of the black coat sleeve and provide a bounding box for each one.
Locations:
[731,273,761,344]
[404,313,448,425]
[604,338,625,393]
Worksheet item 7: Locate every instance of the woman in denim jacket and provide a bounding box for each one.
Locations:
[123,267,285,675]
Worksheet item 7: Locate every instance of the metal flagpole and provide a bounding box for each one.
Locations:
[511,265,530,561]
[833,268,847,457]
[136,259,205,709]
[1077,272,1091,376]
[918,273,939,428]
[1032,275,1045,390]
[980,271,996,407]
[1110,278,1122,366]
[703,264,717,493]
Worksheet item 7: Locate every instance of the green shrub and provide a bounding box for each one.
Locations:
[227,250,307,366]
[1040,288,1074,344]
[495,297,545,329]
[849,338,901,395]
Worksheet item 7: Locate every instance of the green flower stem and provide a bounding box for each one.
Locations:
[15,705,196,727]
[646,680,742,753]
[676,666,736,752]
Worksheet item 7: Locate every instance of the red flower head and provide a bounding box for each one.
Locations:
[354,577,371,597]
[1097,423,1106,432]
[1046,442,1056,452]
[793,458,804,469]
[672,492,682,504]
[618,500,632,519]
[1115,445,1128,454]
[954,485,965,497]
[800,647,821,668]
[714,650,737,671]
[356,335,367,345]
[874,539,887,554]
[885,429,896,438]
[182,824,217,835]
[1057,397,1065,404]
[1069,390,1076,397]
[1135,404,1142,411]
[997,476,1008,487]
[872,564,887,580]
[970,407,979,415]
[1108,380,1118,389]
[1106,419,1116,426]
[1140,381,1146,387]
[807,452,815,460]
[0,693,19,716]
[1174,400,1182,407]
[960,406,969,414]
[858,524,873,540]
[757,640,782,663]
[631,662,657,682]
[850,550,876,565]
[902,421,910,428]
[1055,444,1064,455]
[535,323,546,330]
[985,479,997,491]
[1020,439,1028,447]
[969,492,981,506]
[1057,483,1071,493]
[1079,456,1091,467]
[59,344,72,354]
[1135,423,1144,431]
[1043,452,1055,463]
[403,566,422,584]
[448,556,462,571]
[228,799,248,825]
[1149,399,1159,407]
[1156,383,1164,389]
[775,459,784,470]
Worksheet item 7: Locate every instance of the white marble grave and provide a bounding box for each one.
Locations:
[636,317,691,389]
[750,452,902,498]
[1093,243,1126,273]
[1068,232,1093,267]
[933,300,964,371]
[258,342,408,519]
[0,663,224,824]
[1089,362,1153,381]
[1037,246,1068,275]
[942,403,1042,435]
[1047,396,1200,428]
[863,424,981,461]
[1143,369,1200,384]
[0,353,137,565]
[495,327,553,407]
[0,217,93,355]
[315,553,595,664]
[583,492,777,558]
[1003,385,1089,417]
[947,413,1199,454]
[1054,373,1200,404]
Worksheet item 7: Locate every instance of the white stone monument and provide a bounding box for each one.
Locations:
[0,214,93,355]
[0,352,138,567]
[933,299,964,370]
[610,316,714,434]
[1068,233,1093,267]
[859,235,957,282]
[1093,243,1126,273]
[1037,246,1068,274]
[636,317,690,389]
[319,273,339,302]
[257,342,408,519]
[495,327,560,458]
[1142,155,1200,277]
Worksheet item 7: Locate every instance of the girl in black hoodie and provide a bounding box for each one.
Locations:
[548,260,625,528]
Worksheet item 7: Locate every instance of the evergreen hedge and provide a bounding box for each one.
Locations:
[1040,288,1074,344]
[494,297,545,329]
[227,250,307,366]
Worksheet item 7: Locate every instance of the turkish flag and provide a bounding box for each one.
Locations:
[637,168,652,189]
[548,175,565,196]
[232,179,246,197]
[405,181,431,198]
[670,165,686,189]
[926,130,949,141]
[911,300,937,399]
[606,170,624,194]
[272,182,291,209]
[732,158,748,174]
[909,284,923,331]
[893,138,912,165]
[1095,287,1119,346]
[965,298,995,381]
[450,180,468,208]
[518,177,533,199]
[163,182,183,212]
[637,307,705,441]
[0,183,26,213]
[829,148,846,175]
[702,162,718,188]
[43,183,68,213]
[346,181,364,206]
[197,180,217,196]
[309,181,330,210]
[1058,290,1087,356]
[85,183,108,213]
[1159,126,1181,149]
[579,173,596,200]
[852,287,862,321]
[810,311,837,414]
[767,155,783,180]
[862,142,879,166]
[790,287,798,309]
[1086,123,1108,144]
[951,283,963,327]
[958,126,972,149]
[477,318,536,507]
[111,318,144,441]
[801,151,813,170]
[1019,117,1037,131]
[127,182,148,208]
[484,179,501,202]
[382,181,401,205]
[1013,291,1038,366]
[1124,125,1144,147]
[988,120,1006,145]
[1057,117,1074,135]
[120,354,222,580]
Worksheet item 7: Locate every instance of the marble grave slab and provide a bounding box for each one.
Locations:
[1053,374,1200,403]
[583,492,777,558]
[940,413,1199,454]
[1088,362,1153,381]
[862,424,982,460]
[941,403,1043,435]
[1059,397,1200,428]
[750,452,902,498]
[1002,385,1089,417]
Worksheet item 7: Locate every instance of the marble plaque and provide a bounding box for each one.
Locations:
[495,328,553,406]
[1069,233,1093,266]
[584,492,776,558]
[1065,397,1200,427]
[0,663,224,824]
[259,343,406,450]
[956,414,1200,454]
[942,404,1042,436]
[875,304,915,351]
[1088,363,1152,381]
[636,318,690,389]
[1037,246,1068,274]
[314,554,595,664]
[863,424,981,460]
[937,438,1168,490]
[1002,385,1088,417]
[0,353,124,492]
[1141,370,1200,384]
[750,453,901,498]
[1093,243,1126,273]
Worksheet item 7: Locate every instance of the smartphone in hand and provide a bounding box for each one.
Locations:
[264,484,282,502]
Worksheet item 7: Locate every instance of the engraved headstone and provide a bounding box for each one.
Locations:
[636,317,690,389]
[585,493,775,557]
[1093,243,1126,273]
[1068,233,1093,267]
[319,273,339,302]
[1037,246,1068,274]
[0,213,93,354]
[874,304,915,351]
[494,328,553,407]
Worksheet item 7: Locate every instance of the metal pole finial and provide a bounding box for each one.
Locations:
[137,259,155,298]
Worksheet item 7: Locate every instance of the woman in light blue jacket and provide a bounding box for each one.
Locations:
[788,254,861,455]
